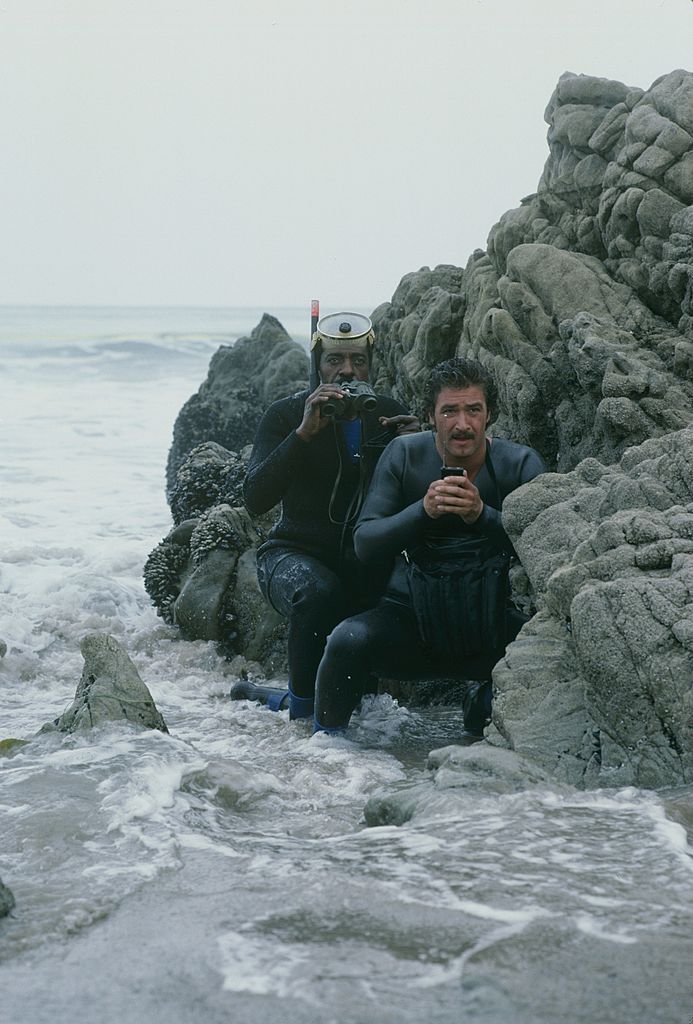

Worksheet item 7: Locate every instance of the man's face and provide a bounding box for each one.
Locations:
[319,345,370,385]
[430,385,490,464]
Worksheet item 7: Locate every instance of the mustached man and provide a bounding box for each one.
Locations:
[313,356,545,739]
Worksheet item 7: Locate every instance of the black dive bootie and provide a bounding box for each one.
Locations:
[229,680,290,711]
[460,679,493,742]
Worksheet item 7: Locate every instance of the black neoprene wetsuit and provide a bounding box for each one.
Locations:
[243,389,410,700]
[313,431,546,729]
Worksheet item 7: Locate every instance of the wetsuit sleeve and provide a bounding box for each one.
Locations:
[353,443,429,563]
[477,447,547,549]
[243,400,308,515]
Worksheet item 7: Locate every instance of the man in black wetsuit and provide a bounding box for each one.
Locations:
[313,356,545,738]
[239,312,417,720]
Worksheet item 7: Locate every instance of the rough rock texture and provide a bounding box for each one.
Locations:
[0,639,7,658]
[147,321,303,669]
[145,493,287,664]
[52,634,168,734]
[169,441,247,526]
[166,315,308,492]
[0,738,28,756]
[372,70,693,477]
[0,878,15,918]
[493,427,693,788]
[365,70,693,788]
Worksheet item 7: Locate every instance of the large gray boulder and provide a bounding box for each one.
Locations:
[148,317,304,671]
[492,426,693,788]
[52,635,168,734]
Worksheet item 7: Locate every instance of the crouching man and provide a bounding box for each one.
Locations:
[238,312,418,720]
[313,356,546,739]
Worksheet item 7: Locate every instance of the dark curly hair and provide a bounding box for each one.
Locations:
[423,357,498,422]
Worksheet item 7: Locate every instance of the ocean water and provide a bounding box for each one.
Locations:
[0,307,692,1024]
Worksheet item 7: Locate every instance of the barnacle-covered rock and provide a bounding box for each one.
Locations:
[143,522,194,625]
[170,442,246,525]
[171,505,259,643]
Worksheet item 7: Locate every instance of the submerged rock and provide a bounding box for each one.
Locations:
[0,878,15,918]
[364,742,552,826]
[52,634,168,734]
[0,738,28,757]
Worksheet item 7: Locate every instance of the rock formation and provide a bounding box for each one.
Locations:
[367,69,693,788]
[0,639,7,658]
[166,314,308,492]
[372,70,693,478]
[50,634,168,734]
[148,69,693,787]
[146,320,306,672]
[493,425,693,788]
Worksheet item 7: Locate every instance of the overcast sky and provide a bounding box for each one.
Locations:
[1,0,691,309]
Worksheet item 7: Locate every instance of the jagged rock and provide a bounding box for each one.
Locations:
[145,485,286,668]
[166,314,308,492]
[0,878,15,918]
[494,426,693,788]
[370,265,465,416]
[373,71,693,480]
[146,315,305,672]
[0,639,6,658]
[52,635,168,734]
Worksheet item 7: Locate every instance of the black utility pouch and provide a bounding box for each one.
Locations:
[406,542,511,659]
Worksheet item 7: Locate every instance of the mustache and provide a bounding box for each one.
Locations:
[450,431,475,440]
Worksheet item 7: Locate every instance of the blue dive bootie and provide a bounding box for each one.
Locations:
[288,690,314,721]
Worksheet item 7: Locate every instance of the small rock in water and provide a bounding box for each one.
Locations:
[426,742,552,789]
[0,878,15,918]
[51,634,168,734]
[0,739,28,757]
[363,790,421,828]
